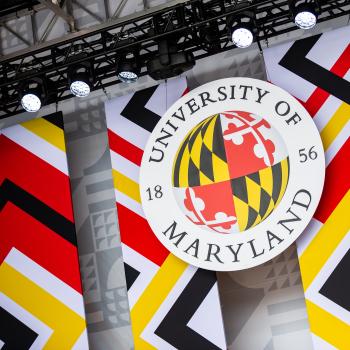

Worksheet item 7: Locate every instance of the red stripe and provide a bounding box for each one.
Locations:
[0,203,82,293]
[107,129,143,166]
[0,135,74,221]
[117,203,169,266]
[314,137,350,223]
[303,44,350,117]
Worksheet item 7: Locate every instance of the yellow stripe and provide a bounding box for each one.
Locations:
[112,169,141,203]
[178,146,190,188]
[0,263,86,349]
[233,196,249,231]
[306,300,350,349]
[299,190,350,290]
[276,158,289,205]
[21,118,66,152]
[130,254,188,350]
[321,102,350,151]
[259,166,273,196]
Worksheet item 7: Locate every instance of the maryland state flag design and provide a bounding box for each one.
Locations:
[173,111,290,234]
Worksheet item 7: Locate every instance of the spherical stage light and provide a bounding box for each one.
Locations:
[70,80,91,97]
[118,70,139,83]
[294,10,317,29]
[231,27,254,48]
[21,93,41,113]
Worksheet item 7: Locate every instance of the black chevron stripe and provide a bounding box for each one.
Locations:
[0,307,39,350]
[0,179,77,245]
[121,85,161,132]
[319,249,350,312]
[124,263,140,290]
[155,269,221,350]
[42,111,64,130]
[279,34,350,105]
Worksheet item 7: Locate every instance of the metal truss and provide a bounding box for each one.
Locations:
[0,0,349,119]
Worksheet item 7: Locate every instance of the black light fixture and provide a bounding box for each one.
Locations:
[147,36,195,81]
[20,77,46,113]
[290,0,318,29]
[68,61,93,98]
[228,12,256,49]
[115,38,140,84]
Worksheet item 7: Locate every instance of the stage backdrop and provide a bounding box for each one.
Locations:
[105,77,227,350]
[0,112,88,349]
[264,25,350,349]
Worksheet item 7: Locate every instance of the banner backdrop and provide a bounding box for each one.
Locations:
[264,25,350,349]
[105,78,227,350]
[0,113,88,349]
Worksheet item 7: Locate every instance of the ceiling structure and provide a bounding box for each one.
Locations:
[0,0,349,120]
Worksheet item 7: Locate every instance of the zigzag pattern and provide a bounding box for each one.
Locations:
[264,26,350,349]
[0,113,88,349]
[105,78,227,350]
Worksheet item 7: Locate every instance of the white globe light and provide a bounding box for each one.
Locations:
[70,80,91,97]
[295,11,317,29]
[21,93,41,112]
[118,71,138,83]
[231,27,253,48]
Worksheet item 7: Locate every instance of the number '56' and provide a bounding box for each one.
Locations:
[299,146,317,163]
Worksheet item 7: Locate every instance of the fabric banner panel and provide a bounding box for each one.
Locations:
[264,25,350,350]
[105,78,227,350]
[0,112,88,349]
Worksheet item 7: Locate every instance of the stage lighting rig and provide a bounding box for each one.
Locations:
[291,0,318,29]
[228,12,256,49]
[147,36,195,81]
[68,61,93,98]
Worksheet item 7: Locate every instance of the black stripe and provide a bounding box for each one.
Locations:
[155,269,221,350]
[0,307,39,350]
[247,206,258,229]
[0,179,77,245]
[42,111,64,130]
[271,162,282,203]
[279,34,350,105]
[188,123,204,152]
[259,188,271,218]
[212,115,227,162]
[231,177,248,203]
[199,143,214,182]
[188,158,200,187]
[121,86,161,132]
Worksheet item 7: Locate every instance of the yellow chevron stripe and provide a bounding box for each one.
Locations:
[112,169,141,203]
[21,118,66,152]
[306,300,350,349]
[321,102,350,151]
[130,254,188,350]
[0,263,86,349]
[299,190,350,290]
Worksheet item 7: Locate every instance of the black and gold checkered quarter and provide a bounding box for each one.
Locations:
[231,157,290,231]
[172,114,229,188]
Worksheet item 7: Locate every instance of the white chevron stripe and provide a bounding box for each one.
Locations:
[122,244,159,308]
[325,119,350,166]
[111,150,140,183]
[115,189,144,218]
[2,124,68,175]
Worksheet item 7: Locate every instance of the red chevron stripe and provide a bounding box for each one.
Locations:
[314,137,350,223]
[107,129,143,166]
[0,203,82,293]
[117,203,169,266]
[303,44,350,117]
[0,135,74,221]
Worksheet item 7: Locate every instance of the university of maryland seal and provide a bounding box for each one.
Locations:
[140,78,325,271]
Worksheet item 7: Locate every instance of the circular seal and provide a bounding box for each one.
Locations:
[140,78,325,271]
